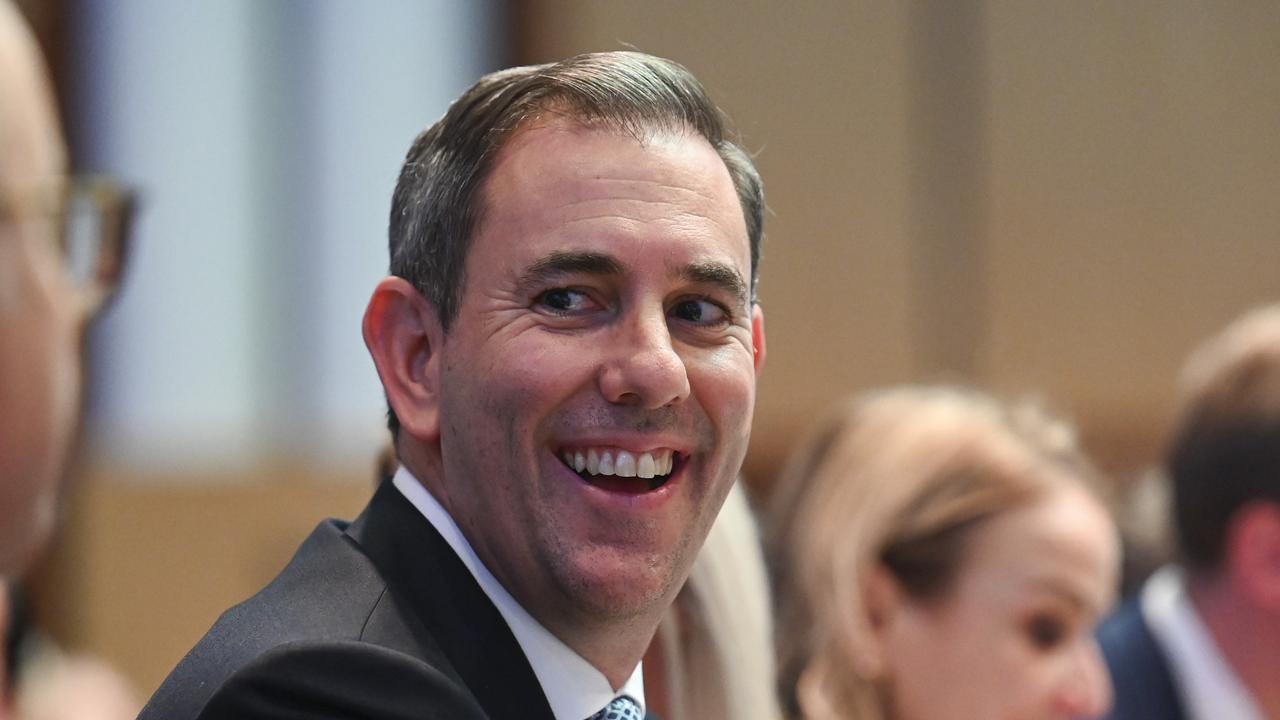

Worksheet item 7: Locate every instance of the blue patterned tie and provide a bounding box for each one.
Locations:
[588,695,643,720]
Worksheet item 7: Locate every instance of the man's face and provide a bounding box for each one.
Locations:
[0,1,78,575]
[433,119,763,635]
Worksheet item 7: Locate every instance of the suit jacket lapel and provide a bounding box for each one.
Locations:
[348,481,557,720]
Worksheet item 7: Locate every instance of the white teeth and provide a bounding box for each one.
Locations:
[638,453,656,479]
[615,451,636,477]
[563,446,676,478]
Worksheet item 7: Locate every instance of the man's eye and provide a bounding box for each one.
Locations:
[1025,615,1067,651]
[670,298,729,326]
[535,288,593,313]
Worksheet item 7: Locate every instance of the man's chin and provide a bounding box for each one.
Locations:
[558,551,684,621]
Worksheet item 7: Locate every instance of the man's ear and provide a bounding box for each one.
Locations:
[362,277,445,443]
[1226,501,1280,611]
[751,303,766,374]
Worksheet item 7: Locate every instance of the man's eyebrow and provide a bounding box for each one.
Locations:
[680,260,749,307]
[1030,577,1093,614]
[519,251,625,287]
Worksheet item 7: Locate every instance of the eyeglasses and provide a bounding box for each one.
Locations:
[0,176,135,318]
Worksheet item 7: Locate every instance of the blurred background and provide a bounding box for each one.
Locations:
[13,0,1280,700]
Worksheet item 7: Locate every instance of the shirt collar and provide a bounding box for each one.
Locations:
[392,467,646,720]
[1140,565,1263,720]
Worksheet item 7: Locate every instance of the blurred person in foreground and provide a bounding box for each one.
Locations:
[142,50,766,720]
[6,584,138,720]
[0,0,130,637]
[645,482,781,720]
[768,386,1120,720]
[0,1,133,717]
[0,0,79,581]
[1099,304,1280,720]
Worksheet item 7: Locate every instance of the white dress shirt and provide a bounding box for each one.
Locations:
[393,467,646,720]
[1140,565,1263,720]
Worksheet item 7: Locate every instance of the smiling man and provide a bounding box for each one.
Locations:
[141,52,765,720]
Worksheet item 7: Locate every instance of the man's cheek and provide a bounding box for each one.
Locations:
[700,367,757,423]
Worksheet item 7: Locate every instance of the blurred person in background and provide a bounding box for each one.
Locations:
[645,482,781,720]
[0,1,134,718]
[1099,304,1280,720]
[768,386,1120,720]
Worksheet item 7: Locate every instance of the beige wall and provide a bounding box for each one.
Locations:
[981,1,1280,439]
[518,0,1280,483]
[37,0,1280,699]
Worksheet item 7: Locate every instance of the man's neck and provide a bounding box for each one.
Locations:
[1188,573,1280,717]
[543,608,659,691]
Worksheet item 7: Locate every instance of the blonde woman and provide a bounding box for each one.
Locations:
[768,387,1120,720]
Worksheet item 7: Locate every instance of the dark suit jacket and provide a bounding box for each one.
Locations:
[139,480,556,720]
[1097,598,1187,720]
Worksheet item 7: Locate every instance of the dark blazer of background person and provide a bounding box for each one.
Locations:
[1097,601,1186,720]
[139,50,766,720]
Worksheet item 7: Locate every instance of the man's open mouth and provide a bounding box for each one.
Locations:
[560,447,678,494]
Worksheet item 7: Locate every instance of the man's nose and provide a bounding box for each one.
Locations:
[1054,638,1113,719]
[597,310,691,409]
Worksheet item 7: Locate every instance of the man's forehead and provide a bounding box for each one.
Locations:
[491,117,729,198]
[483,120,743,233]
[501,111,684,157]
[460,114,752,305]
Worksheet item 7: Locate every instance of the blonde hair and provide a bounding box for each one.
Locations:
[1176,304,1280,424]
[767,386,1098,720]
[654,482,782,720]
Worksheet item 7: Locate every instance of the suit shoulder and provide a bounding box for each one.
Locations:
[140,520,398,720]
[196,640,488,720]
[213,518,391,644]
